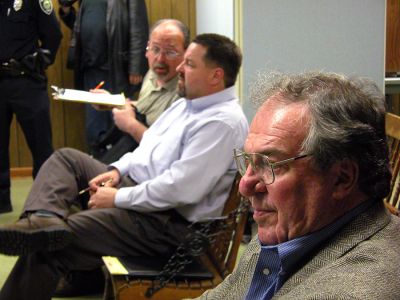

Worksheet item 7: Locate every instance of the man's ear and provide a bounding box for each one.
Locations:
[145,41,150,58]
[332,158,359,200]
[210,67,224,86]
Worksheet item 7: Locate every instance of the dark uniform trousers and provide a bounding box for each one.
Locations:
[0,76,53,203]
[0,148,190,300]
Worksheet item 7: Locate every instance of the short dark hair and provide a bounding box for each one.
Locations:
[150,19,190,49]
[192,33,242,88]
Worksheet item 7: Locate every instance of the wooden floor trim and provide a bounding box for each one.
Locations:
[11,167,32,178]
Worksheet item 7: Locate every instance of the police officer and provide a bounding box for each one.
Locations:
[0,0,62,213]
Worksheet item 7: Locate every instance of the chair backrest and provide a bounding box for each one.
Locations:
[385,113,400,213]
[138,174,249,299]
[206,173,249,277]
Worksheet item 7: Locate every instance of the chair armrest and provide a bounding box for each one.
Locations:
[146,198,249,297]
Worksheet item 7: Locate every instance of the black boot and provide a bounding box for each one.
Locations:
[0,212,73,255]
[0,189,12,214]
[54,268,105,297]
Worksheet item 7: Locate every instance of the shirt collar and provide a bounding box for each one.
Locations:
[259,200,375,275]
[185,86,237,112]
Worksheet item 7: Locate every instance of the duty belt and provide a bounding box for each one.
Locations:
[0,59,45,82]
[0,61,26,77]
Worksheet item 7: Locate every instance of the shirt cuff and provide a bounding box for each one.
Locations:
[114,187,134,208]
[110,159,130,176]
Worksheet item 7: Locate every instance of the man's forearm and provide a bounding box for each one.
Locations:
[126,120,148,143]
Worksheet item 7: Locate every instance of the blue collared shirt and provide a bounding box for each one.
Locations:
[245,200,374,300]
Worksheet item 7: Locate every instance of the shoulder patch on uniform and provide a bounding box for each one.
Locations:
[39,0,53,15]
[13,0,23,11]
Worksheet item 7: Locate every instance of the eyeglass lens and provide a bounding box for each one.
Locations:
[148,46,179,59]
[235,152,274,184]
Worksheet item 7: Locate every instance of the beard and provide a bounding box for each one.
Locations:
[178,74,186,97]
[152,63,169,81]
[178,85,186,97]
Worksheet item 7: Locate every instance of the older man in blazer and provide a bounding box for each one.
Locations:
[191,71,400,300]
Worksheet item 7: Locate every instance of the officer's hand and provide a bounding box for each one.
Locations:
[58,0,78,7]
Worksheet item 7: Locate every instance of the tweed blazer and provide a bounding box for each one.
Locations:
[190,202,400,300]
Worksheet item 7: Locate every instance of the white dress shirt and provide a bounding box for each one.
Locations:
[111,86,249,222]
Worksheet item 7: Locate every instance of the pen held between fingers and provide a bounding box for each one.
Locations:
[78,178,113,195]
[94,81,105,90]
[78,187,91,195]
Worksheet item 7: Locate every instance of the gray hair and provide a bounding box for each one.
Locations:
[150,19,190,49]
[251,71,390,200]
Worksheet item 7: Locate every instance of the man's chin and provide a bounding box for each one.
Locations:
[154,69,168,77]
[178,88,185,98]
[257,228,280,245]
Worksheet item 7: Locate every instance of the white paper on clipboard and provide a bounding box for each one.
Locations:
[51,86,125,107]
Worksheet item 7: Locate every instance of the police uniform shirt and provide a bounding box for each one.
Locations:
[0,0,62,63]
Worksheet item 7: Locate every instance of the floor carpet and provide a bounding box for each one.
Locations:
[0,177,102,300]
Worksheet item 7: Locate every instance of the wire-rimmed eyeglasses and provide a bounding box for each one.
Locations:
[233,149,311,185]
[146,45,181,60]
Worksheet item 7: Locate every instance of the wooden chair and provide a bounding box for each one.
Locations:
[102,174,249,300]
[384,112,400,215]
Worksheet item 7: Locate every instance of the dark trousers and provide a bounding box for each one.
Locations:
[97,132,139,164]
[0,148,189,300]
[0,76,53,206]
[83,67,112,154]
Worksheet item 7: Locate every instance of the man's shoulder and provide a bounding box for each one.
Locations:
[277,205,400,299]
[291,232,400,299]
[326,203,399,267]
[196,93,247,126]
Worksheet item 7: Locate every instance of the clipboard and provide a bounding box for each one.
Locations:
[51,86,125,107]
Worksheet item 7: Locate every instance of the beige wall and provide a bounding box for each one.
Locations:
[10,0,196,172]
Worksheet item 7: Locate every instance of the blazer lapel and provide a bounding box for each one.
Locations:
[275,202,391,297]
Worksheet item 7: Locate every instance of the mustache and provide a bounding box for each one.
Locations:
[153,62,168,69]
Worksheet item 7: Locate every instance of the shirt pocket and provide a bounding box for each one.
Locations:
[6,12,31,40]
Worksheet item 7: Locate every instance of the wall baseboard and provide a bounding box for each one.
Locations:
[11,167,32,178]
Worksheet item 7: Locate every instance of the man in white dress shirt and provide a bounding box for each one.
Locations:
[0,33,249,300]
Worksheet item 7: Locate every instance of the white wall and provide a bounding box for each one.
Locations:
[195,0,386,122]
[242,0,386,120]
[196,0,234,38]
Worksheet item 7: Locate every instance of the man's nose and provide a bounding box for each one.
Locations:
[155,52,167,62]
[176,61,183,71]
[239,168,266,197]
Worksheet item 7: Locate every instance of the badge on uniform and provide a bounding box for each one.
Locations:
[39,0,53,15]
[13,0,22,11]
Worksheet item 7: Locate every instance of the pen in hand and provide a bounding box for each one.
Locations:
[94,81,105,90]
[78,178,113,195]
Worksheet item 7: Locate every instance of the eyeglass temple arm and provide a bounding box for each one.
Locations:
[272,154,310,168]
